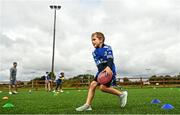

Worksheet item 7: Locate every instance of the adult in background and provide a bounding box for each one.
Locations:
[9,62,18,94]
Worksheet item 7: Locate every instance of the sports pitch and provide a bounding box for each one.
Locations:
[0,88,180,114]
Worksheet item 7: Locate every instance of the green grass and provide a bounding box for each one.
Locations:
[0,87,180,114]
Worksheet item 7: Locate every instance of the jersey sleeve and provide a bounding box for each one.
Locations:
[107,46,113,59]
[106,46,114,70]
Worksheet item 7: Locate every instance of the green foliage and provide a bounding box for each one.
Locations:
[149,75,180,81]
[149,75,180,84]
[123,77,130,82]
[63,74,94,87]
[49,72,55,80]
[69,74,94,80]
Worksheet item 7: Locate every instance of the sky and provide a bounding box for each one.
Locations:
[0,0,180,81]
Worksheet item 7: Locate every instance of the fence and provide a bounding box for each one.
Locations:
[0,78,180,90]
[116,77,180,88]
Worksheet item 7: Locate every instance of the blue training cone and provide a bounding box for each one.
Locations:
[161,104,174,110]
[151,99,161,104]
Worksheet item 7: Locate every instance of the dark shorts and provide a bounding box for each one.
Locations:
[94,76,113,87]
[10,79,16,85]
[56,80,62,85]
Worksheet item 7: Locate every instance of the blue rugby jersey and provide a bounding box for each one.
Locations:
[92,44,116,78]
[45,73,51,80]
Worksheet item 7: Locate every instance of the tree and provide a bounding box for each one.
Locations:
[123,77,130,82]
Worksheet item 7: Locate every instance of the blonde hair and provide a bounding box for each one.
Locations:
[91,32,105,42]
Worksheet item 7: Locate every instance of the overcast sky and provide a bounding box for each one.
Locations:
[0,0,180,81]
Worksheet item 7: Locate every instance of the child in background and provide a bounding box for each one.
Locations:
[45,72,51,92]
[55,72,64,92]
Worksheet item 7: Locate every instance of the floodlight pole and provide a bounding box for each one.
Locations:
[50,5,61,78]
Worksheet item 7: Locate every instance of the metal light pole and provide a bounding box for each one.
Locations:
[49,5,61,79]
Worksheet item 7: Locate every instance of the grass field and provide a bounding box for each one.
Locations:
[0,87,180,114]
